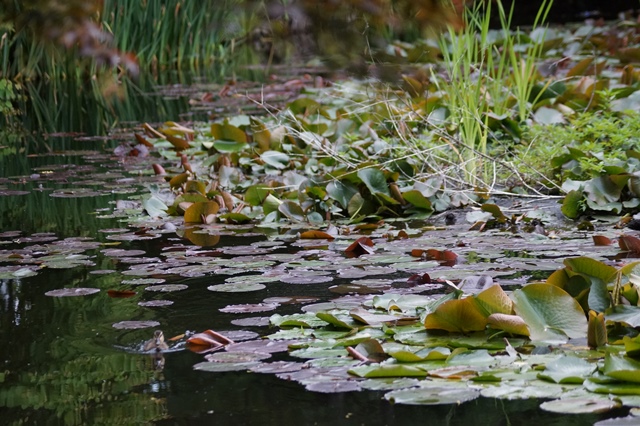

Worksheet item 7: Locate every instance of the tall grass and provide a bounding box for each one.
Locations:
[434,0,553,186]
[100,0,238,69]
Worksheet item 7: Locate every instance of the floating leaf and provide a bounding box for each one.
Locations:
[300,230,335,240]
[184,201,220,223]
[620,235,640,254]
[45,288,100,297]
[487,313,529,336]
[385,385,480,405]
[107,289,136,298]
[537,355,597,384]
[425,297,487,333]
[112,320,160,330]
[145,284,188,292]
[349,364,429,378]
[357,168,390,197]
[327,181,359,209]
[540,397,620,414]
[207,283,266,293]
[512,284,587,343]
[261,151,290,169]
[562,190,583,219]
[193,361,259,372]
[593,235,614,246]
[605,305,640,328]
[278,201,305,222]
[588,310,608,349]
[604,354,640,383]
[345,237,374,257]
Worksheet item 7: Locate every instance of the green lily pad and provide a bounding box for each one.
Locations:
[540,397,620,414]
[385,384,480,405]
[512,284,587,343]
[207,283,266,293]
[537,355,597,384]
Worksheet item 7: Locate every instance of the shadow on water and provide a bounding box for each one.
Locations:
[0,65,630,426]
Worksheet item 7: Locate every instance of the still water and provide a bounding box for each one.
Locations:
[0,71,624,425]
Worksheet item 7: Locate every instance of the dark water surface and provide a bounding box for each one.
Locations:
[0,73,627,426]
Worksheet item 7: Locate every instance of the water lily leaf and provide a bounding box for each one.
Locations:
[564,257,617,283]
[349,364,429,378]
[221,303,279,314]
[588,310,608,349]
[345,237,374,257]
[585,176,622,210]
[562,190,583,219]
[481,204,506,222]
[402,190,432,210]
[585,378,640,395]
[205,351,270,363]
[45,288,100,297]
[138,300,173,307]
[620,235,640,254]
[537,355,596,384]
[305,380,361,393]
[604,354,640,383]
[300,230,335,240]
[445,349,495,367]
[180,227,220,247]
[107,289,136,298]
[193,361,259,372]
[142,281,187,292]
[481,382,565,400]
[593,235,614,246]
[261,151,290,169]
[142,195,168,218]
[250,361,304,374]
[512,284,587,343]
[359,378,421,391]
[278,200,305,222]
[219,213,252,224]
[207,282,266,293]
[169,173,189,189]
[184,201,220,223]
[567,57,594,77]
[385,385,480,405]
[389,347,450,362]
[327,180,359,209]
[486,313,529,336]
[187,330,234,348]
[605,305,640,327]
[211,122,247,143]
[357,168,390,197]
[213,140,248,153]
[270,313,329,328]
[112,320,160,330]
[540,397,620,414]
[316,311,358,329]
[424,297,487,333]
[245,185,271,206]
[165,134,190,150]
[473,284,513,317]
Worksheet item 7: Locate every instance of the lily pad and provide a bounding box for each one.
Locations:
[540,397,621,414]
[112,320,160,330]
[385,384,480,405]
[45,288,100,297]
[207,283,266,293]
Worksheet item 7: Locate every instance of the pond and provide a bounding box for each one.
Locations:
[0,71,633,425]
